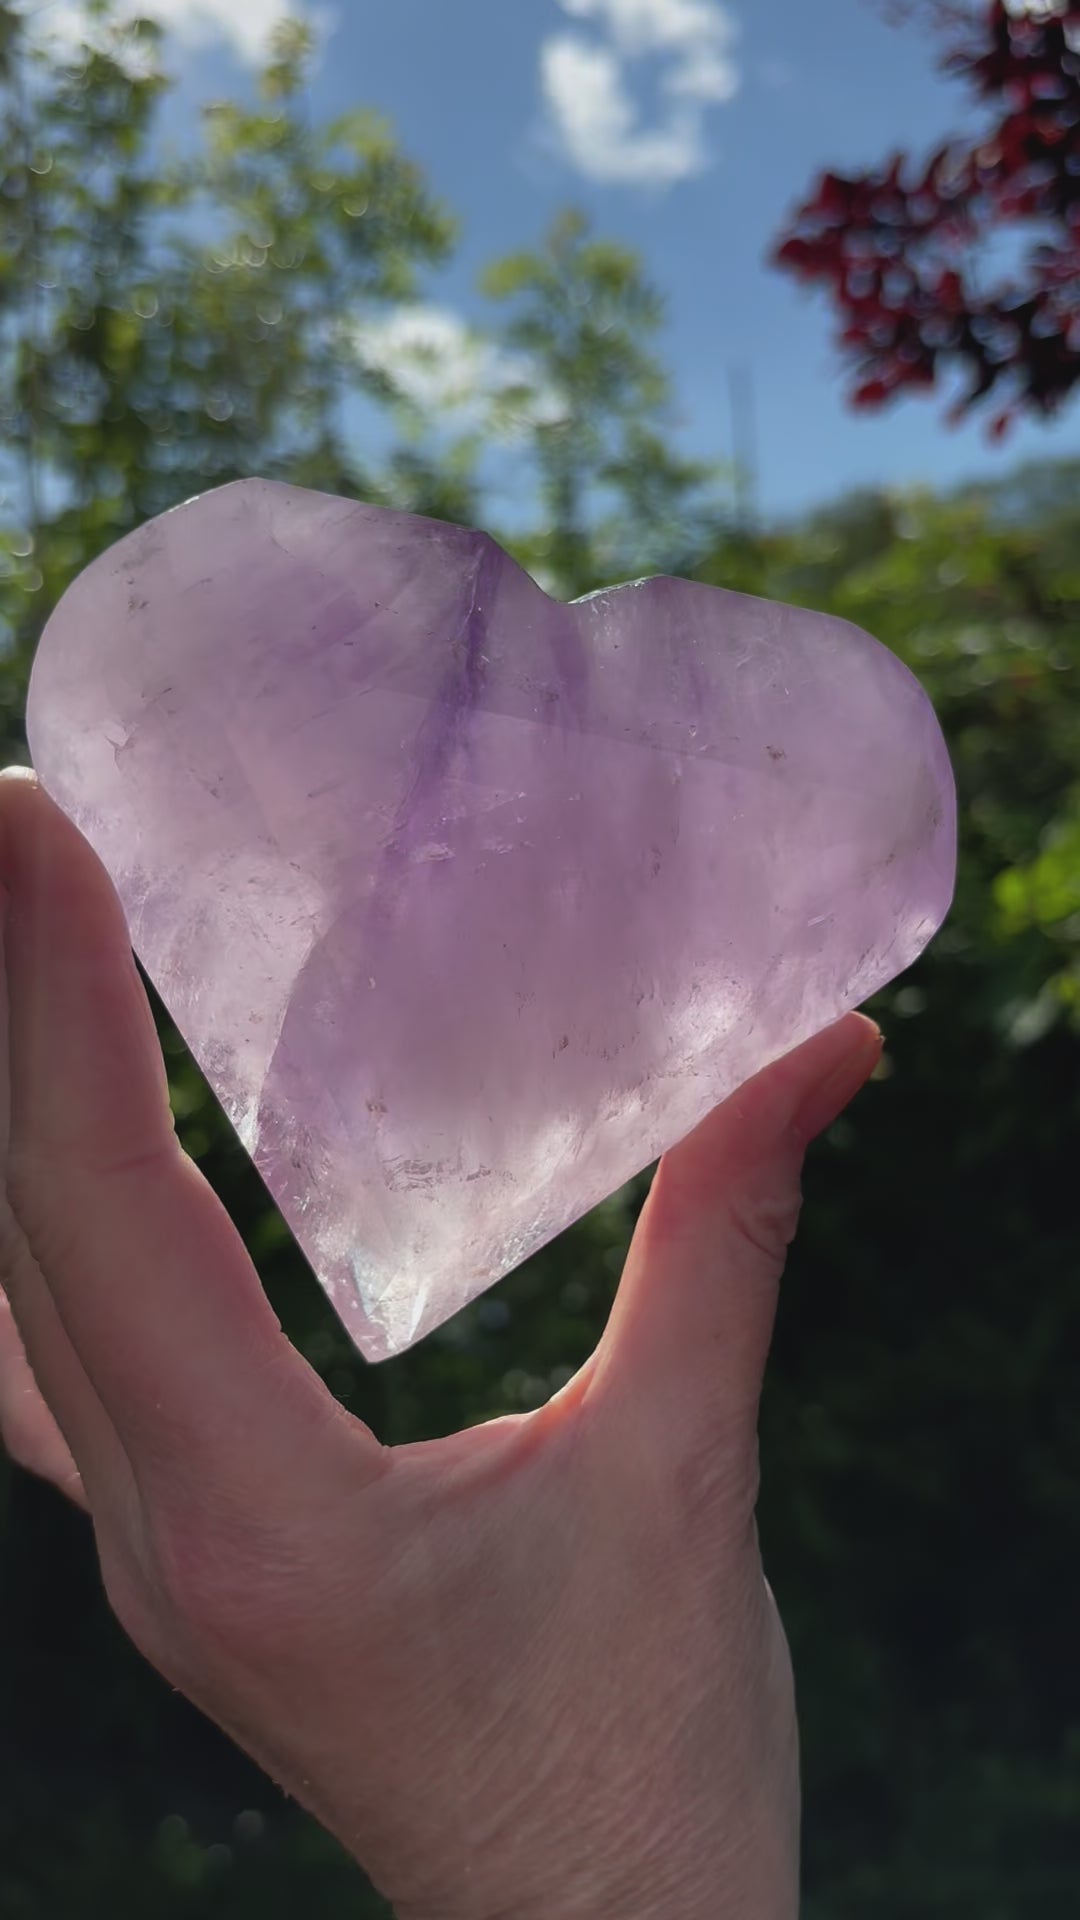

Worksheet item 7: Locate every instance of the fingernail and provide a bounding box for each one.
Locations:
[793,1020,883,1145]
[0,766,37,785]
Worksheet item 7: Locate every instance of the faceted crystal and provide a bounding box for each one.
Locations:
[26,480,956,1360]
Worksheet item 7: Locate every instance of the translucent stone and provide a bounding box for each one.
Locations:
[27,480,956,1359]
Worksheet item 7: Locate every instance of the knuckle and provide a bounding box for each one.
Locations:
[95,1498,258,1678]
[127,1495,309,1672]
[149,1511,261,1645]
[1,1165,82,1283]
[720,1177,803,1268]
[97,1532,179,1677]
[670,1429,762,1540]
[93,1478,301,1685]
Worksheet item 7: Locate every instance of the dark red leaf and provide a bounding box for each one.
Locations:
[772,0,1080,429]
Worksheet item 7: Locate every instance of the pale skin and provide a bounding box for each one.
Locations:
[0,765,882,1920]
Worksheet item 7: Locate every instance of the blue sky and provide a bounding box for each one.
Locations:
[44,0,1080,516]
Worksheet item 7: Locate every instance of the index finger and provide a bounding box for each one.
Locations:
[0,769,380,1495]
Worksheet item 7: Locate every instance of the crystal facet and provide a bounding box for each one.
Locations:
[26,480,956,1360]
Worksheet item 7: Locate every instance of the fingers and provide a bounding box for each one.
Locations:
[589,1014,883,1453]
[0,818,136,1515]
[0,769,380,1514]
[0,1286,88,1510]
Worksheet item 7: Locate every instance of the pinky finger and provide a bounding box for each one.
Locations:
[0,1287,88,1511]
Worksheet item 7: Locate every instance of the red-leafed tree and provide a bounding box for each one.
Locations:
[774,2,1080,433]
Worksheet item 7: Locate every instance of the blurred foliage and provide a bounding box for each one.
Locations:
[0,2,453,678]
[2,3,1080,1916]
[696,469,1080,1913]
[481,208,720,594]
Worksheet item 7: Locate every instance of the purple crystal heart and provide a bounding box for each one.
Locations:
[27,480,956,1360]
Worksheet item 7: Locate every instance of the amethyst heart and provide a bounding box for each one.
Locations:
[27,480,956,1359]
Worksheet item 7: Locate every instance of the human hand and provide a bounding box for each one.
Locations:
[0,766,881,1920]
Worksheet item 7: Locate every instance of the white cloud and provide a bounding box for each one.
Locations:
[541,38,704,186]
[351,306,567,439]
[560,0,737,76]
[26,0,309,64]
[542,0,740,186]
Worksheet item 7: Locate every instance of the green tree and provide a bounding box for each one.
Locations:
[0,2,453,725]
[174,17,453,502]
[1,1,168,669]
[482,208,718,594]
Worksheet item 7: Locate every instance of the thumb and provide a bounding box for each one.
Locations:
[587,1013,883,1453]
